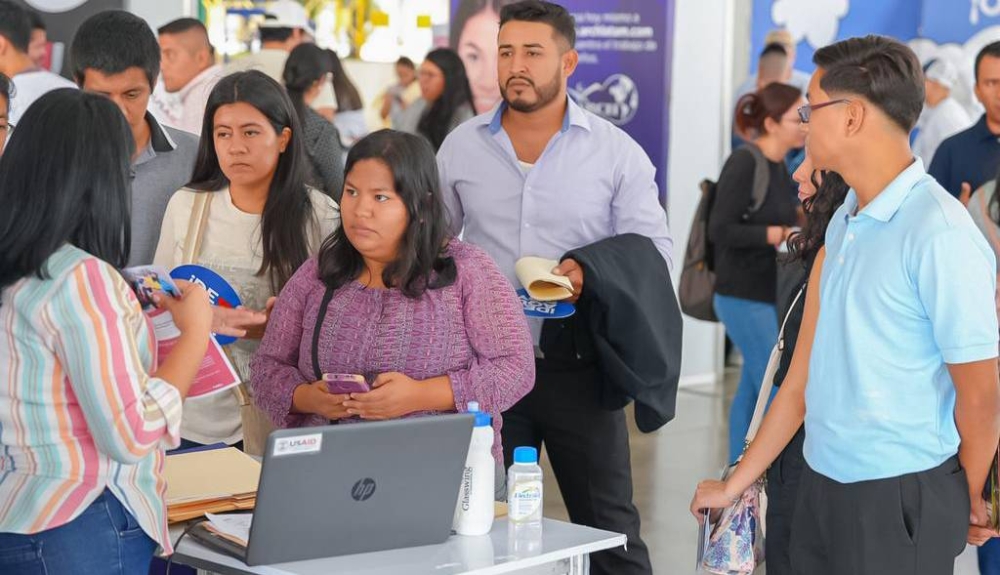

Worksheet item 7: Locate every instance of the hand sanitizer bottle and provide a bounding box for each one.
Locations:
[453,405,495,535]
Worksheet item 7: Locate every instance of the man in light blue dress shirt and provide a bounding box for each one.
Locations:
[437,3,671,574]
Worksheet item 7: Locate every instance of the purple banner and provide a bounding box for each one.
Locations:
[450,0,675,204]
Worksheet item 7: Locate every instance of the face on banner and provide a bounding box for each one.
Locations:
[452,0,508,113]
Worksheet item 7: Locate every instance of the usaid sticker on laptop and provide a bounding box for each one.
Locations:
[273,434,323,457]
[516,288,575,319]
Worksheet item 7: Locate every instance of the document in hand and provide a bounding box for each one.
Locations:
[164,447,261,523]
[147,309,240,398]
[515,256,574,302]
[124,266,241,398]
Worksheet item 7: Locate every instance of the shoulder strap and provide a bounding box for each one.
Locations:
[743,144,771,219]
[311,287,335,380]
[181,192,213,265]
[978,187,1000,256]
[743,285,805,447]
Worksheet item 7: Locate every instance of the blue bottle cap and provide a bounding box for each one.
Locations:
[474,412,492,427]
[467,401,480,413]
[513,446,538,464]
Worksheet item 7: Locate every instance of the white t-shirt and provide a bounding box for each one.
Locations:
[913,97,974,166]
[9,69,77,124]
[153,187,340,445]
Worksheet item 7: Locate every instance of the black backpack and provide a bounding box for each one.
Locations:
[678,144,771,322]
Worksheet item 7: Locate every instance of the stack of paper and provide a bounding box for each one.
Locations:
[205,512,253,547]
[164,448,261,523]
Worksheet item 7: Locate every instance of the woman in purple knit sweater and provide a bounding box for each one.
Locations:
[250,129,535,484]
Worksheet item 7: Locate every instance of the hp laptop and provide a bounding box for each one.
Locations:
[190,414,474,566]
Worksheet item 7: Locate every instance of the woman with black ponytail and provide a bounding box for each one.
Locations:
[284,43,345,199]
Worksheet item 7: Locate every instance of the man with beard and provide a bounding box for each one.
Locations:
[437,2,671,574]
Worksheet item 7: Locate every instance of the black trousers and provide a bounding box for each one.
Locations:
[790,457,969,575]
[765,425,806,575]
[501,358,652,575]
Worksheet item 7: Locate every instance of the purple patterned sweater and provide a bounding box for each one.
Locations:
[249,240,535,464]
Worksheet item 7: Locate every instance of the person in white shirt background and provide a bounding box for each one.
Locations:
[734,28,812,99]
[223,0,337,122]
[0,0,75,124]
[150,18,223,136]
[913,58,973,166]
[26,10,47,70]
[225,0,312,83]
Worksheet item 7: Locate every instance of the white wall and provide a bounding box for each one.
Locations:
[667,0,736,386]
[127,0,192,32]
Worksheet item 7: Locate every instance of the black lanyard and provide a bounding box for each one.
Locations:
[311,288,335,381]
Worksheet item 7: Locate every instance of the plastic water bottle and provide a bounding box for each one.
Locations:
[507,446,543,525]
[453,406,495,536]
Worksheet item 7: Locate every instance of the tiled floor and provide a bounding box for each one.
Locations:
[535,368,981,574]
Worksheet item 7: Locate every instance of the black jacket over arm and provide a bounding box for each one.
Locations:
[540,233,682,433]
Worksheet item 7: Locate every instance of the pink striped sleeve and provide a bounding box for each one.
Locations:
[47,259,182,464]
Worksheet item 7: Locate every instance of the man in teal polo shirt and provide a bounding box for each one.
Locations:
[692,35,1000,575]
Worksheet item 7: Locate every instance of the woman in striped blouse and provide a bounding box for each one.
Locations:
[0,90,213,572]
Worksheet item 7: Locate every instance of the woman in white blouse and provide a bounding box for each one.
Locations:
[154,71,340,454]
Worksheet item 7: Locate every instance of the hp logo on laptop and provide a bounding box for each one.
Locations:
[351,478,377,502]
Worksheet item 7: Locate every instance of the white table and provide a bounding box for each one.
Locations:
[170,518,625,575]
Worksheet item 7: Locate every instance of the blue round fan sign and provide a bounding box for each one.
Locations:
[170,265,243,345]
[516,288,575,319]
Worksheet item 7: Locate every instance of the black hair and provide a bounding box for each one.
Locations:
[976,41,1000,83]
[0,73,12,108]
[761,42,788,58]
[787,170,849,266]
[325,49,363,111]
[283,43,331,124]
[449,0,519,49]
[396,56,415,70]
[812,35,924,133]
[0,1,31,53]
[189,71,315,294]
[499,0,576,50]
[0,89,134,300]
[418,48,474,151]
[158,17,206,36]
[27,10,45,32]
[317,129,457,298]
[158,18,215,57]
[71,10,161,90]
[259,26,295,44]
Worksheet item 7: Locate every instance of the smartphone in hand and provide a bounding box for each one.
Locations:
[322,373,370,395]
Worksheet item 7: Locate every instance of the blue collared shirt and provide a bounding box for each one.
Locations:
[437,97,673,297]
[927,114,1000,198]
[804,159,998,483]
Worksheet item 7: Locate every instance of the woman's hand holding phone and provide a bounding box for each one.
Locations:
[291,380,352,420]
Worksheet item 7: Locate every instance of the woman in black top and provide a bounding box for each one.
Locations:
[765,155,848,575]
[283,44,346,200]
[709,82,805,464]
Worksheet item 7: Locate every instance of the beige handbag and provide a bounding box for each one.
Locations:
[182,191,274,457]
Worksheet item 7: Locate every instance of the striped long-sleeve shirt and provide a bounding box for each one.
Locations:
[0,245,182,553]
